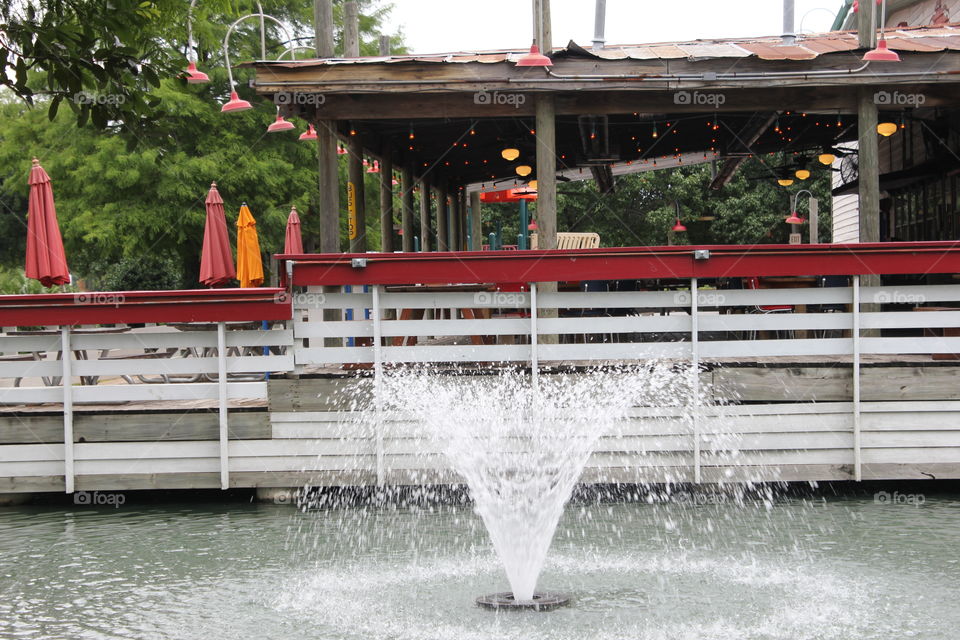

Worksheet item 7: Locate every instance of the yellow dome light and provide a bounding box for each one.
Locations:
[877,122,898,137]
[501,147,520,161]
[818,152,836,166]
[795,169,811,180]
[777,178,795,187]
[515,165,532,177]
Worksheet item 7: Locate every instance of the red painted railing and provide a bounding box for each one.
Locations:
[277,242,960,287]
[0,288,289,327]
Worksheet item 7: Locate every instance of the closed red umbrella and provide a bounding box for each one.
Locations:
[25,158,69,287]
[284,205,304,254]
[199,181,235,287]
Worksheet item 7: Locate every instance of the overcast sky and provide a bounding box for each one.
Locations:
[381,0,844,54]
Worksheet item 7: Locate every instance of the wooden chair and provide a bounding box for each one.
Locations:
[529,232,600,250]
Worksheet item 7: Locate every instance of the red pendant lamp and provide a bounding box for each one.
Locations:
[222,90,252,113]
[671,218,687,233]
[184,61,209,84]
[516,40,552,67]
[299,124,318,141]
[862,0,901,62]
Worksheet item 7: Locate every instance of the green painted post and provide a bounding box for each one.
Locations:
[519,199,529,250]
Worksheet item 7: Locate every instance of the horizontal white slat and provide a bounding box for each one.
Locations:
[294,292,372,310]
[699,313,851,331]
[539,290,688,309]
[861,447,960,464]
[861,311,960,329]
[70,354,291,377]
[296,346,374,364]
[538,342,690,360]
[0,460,64,476]
[229,454,379,473]
[862,400,960,413]
[0,443,65,462]
[76,441,220,460]
[862,285,960,304]
[700,338,852,358]
[861,431,960,447]
[71,381,267,403]
[380,291,529,310]
[539,315,691,334]
[74,458,219,474]
[0,359,61,378]
[294,320,372,339]
[70,332,216,350]
[0,386,63,404]
[382,318,531,337]
[0,336,61,352]
[710,288,851,307]
[381,344,531,363]
[861,336,960,354]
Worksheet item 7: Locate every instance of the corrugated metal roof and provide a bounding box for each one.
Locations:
[255,23,960,68]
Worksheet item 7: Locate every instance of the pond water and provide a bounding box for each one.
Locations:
[1,491,958,640]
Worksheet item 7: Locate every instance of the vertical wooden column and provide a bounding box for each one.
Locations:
[437,183,449,251]
[534,95,557,251]
[348,136,367,253]
[460,190,469,250]
[401,163,415,252]
[344,1,360,57]
[857,88,880,244]
[419,178,431,252]
[470,191,482,251]
[379,146,394,253]
[449,190,460,251]
[314,0,338,253]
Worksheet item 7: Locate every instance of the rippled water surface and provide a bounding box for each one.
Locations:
[1,494,958,639]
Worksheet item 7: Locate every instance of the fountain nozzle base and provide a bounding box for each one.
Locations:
[476,592,570,611]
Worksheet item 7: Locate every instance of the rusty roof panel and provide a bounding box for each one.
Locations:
[248,24,960,69]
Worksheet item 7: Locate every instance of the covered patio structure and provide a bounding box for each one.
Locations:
[249,23,960,253]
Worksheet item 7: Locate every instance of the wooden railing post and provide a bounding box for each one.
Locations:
[372,285,385,486]
[217,321,229,490]
[690,278,701,484]
[852,275,862,481]
[61,326,74,494]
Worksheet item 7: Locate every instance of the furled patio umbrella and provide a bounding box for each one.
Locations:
[236,203,264,288]
[199,182,236,287]
[25,158,69,287]
[283,205,304,254]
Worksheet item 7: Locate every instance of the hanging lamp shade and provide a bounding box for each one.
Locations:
[515,165,533,177]
[795,169,811,180]
[877,121,898,137]
[221,90,252,113]
[818,152,836,166]
[267,114,295,133]
[337,144,348,155]
[299,124,318,141]
[777,178,795,187]
[785,212,806,225]
[501,148,520,162]
[516,41,553,67]
[863,39,901,62]
[671,218,687,233]
[367,160,381,174]
[184,61,209,84]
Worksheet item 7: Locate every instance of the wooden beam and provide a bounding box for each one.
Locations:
[449,189,460,251]
[857,0,876,49]
[379,34,391,56]
[379,143,394,253]
[419,178,431,252]
[709,112,778,190]
[401,163,415,252]
[316,120,340,253]
[348,136,367,252]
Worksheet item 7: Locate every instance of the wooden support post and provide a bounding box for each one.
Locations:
[378,34,391,56]
[419,179,431,252]
[449,190,460,251]
[379,145,394,253]
[314,0,334,58]
[535,92,559,342]
[437,184,449,251]
[809,197,819,244]
[858,87,881,335]
[401,163,415,252]
[217,321,229,490]
[857,0,876,49]
[61,326,74,494]
[461,190,469,250]
[344,1,360,57]
[470,191,482,251]
[314,0,339,254]
[348,136,367,253]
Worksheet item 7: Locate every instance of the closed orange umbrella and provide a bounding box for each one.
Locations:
[284,205,304,254]
[25,158,69,287]
[199,182,235,287]
[236,203,263,288]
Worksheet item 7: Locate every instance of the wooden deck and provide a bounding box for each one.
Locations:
[3,246,960,494]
